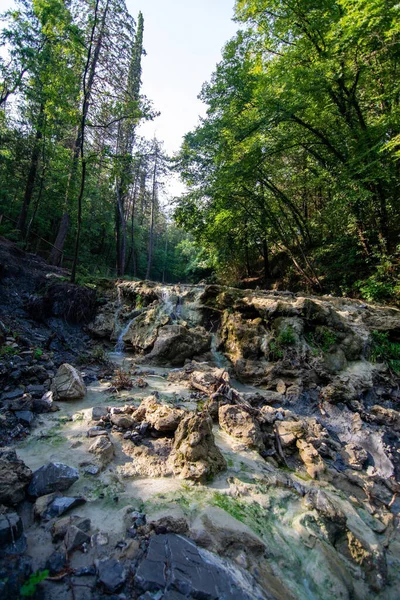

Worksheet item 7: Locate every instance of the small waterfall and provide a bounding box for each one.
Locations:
[175,295,183,319]
[160,287,178,321]
[113,285,123,333]
[115,316,136,354]
[210,333,229,369]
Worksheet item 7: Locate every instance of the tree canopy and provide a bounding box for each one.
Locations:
[175,0,400,302]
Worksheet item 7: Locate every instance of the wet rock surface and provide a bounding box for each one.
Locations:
[1,261,400,600]
[51,363,86,400]
[28,462,79,497]
[168,413,226,482]
[0,448,32,506]
[135,533,267,599]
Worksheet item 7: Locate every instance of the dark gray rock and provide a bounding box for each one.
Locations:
[46,551,67,576]
[97,557,127,593]
[26,384,46,398]
[28,462,79,497]
[1,534,27,557]
[0,513,23,546]
[0,555,32,600]
[1,389,24,401]
[15,410,34,427]
[135,534,266,600]
[43,496,86,519]
[0,448,32,506]
[64,525,91,553]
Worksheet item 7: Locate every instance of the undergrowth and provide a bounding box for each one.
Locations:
[369,331,400,374]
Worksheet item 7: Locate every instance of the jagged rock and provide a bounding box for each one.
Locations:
[89,406,108,421]
[133,396,184,432]
[168,413,226,482]
[296,439,326,479]
[0,448,32,506]
[218,405,264,451]
[370,405,400,432]
[46,551,67,576]
[110,413,135,429]
[51,363,86,400]
[32,390,54,413]
[0,513,23,546]
[146,324,211,366]
[51,516,90,542]
[121,438,173,478]
[146,507,189,536]
[28,462,79,497]
[88,436,114,464]
[14,410,34,427]
[97,557,127,593]
[275,420,305,451]
[64,524,90,553]
[135,534,266,600]
[34,492,60,518]
[190,506,265,559]
[44,496,86,519]
[341,443,368,471]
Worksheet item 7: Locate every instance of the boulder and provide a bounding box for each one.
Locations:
[89,406,108,421]
[88,436,114,464]
[64,524,90,553]
[0,513,23,547]
[28,463,79,497]
[190,506,265,559]
[51,364,86,400]
[32,390,54,413]
[135,534,266,600]
[51,516,90,542]
[14,410,34,427]
[110,414,135,429]
[133,396,184,433]
[146,324,211,366]
[0,448,32,506]
[44,496,86,519]
[46,551,67,576]
[218,405,264,451]
[97,557,127,593]
[168,413,226,482]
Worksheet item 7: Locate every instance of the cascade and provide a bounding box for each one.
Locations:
[115,315,137,354]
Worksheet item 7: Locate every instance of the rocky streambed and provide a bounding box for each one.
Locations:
[1,273,400,599]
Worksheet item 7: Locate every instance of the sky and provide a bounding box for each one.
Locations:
[132,0,237,155]
[2,0,238,197]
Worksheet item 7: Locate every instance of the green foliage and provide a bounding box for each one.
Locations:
[0,345,18,357]
[20,570,49,597]
[135,294,143,309]
[33,347,43,359]
[369,331,400,374]
[356,257,400,303]
[277,326,296,346]
[175,0,400,297]
[268,340,284,361]
[306,327,337,353]
[268,325,296,360]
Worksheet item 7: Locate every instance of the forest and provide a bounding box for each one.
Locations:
[1,0,399,303]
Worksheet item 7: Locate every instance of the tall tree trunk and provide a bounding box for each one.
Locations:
[17,103,44,236]
[70,0,109,282]
[50,0,109,268]
[145,150,157,280]
[263,238,271,282]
